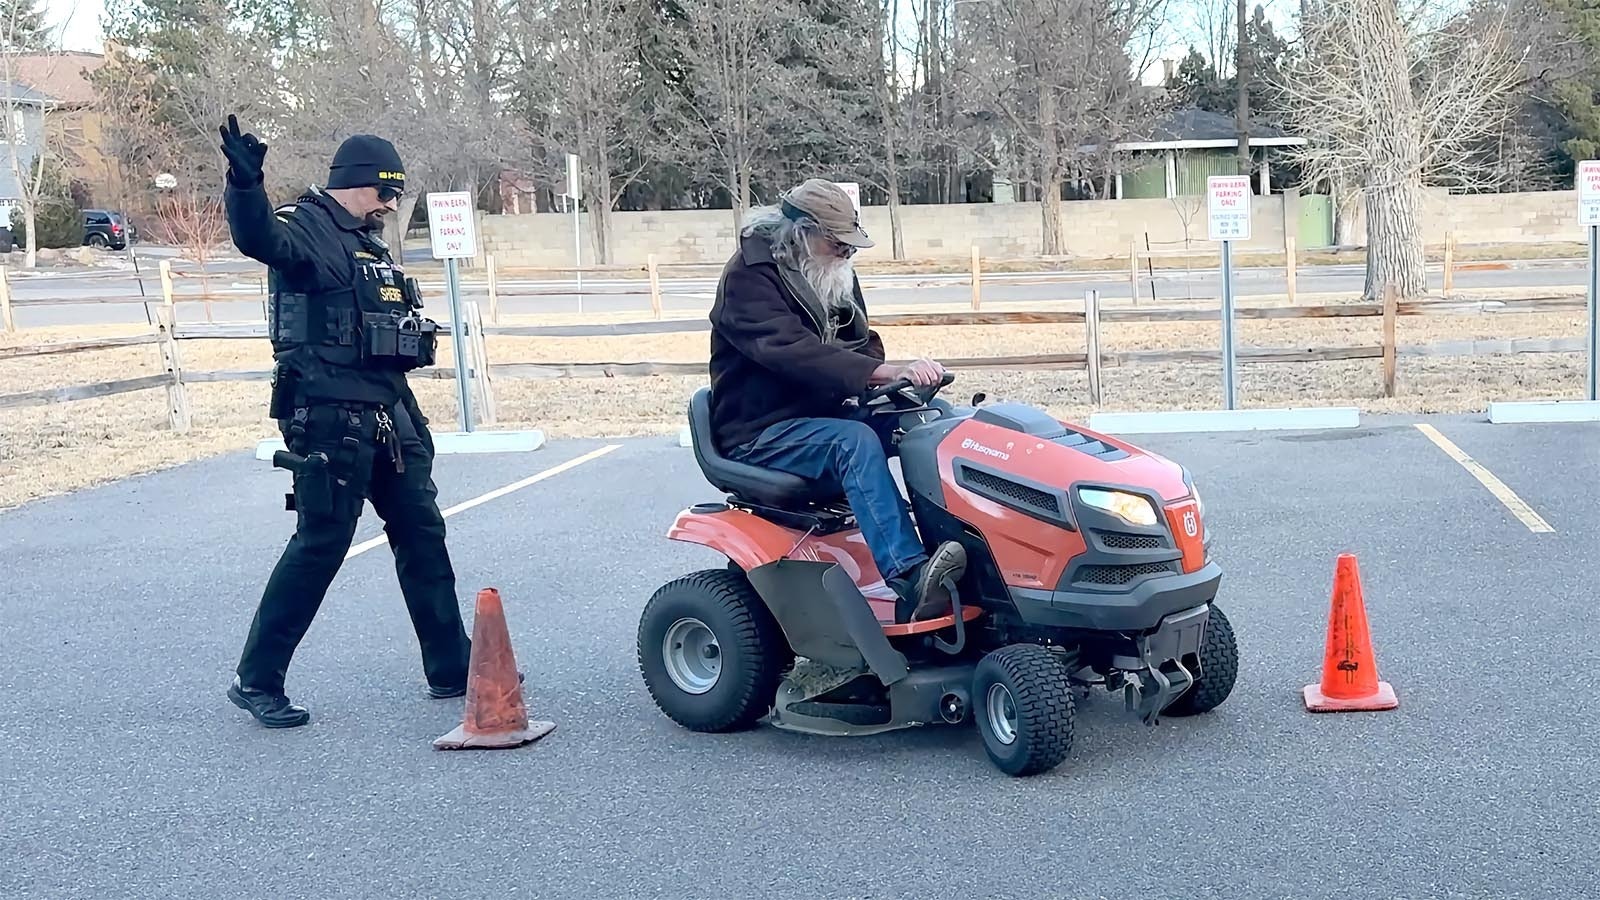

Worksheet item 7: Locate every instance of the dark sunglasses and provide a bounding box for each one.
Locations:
[377,185,403,203]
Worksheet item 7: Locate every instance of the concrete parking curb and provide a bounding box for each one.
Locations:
[1486,400,1600,424]
[255,429,546,460]
[1087,407,1361,435]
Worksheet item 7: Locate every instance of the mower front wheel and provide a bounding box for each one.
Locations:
[637,569,793,733]
[971,644,1075,777]
[1162,604,1239,717]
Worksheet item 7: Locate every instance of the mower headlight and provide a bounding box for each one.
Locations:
[1078,488,1158,526]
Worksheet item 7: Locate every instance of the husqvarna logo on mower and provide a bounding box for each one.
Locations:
[961,438,1010,461]
[1183,510,1198,537]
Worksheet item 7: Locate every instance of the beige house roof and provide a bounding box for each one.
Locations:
[6,51,104,107]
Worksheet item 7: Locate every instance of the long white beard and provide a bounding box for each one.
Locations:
[800,253,861,345]
[799,253,857,312]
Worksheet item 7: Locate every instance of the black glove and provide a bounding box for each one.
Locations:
[219,114,267,187]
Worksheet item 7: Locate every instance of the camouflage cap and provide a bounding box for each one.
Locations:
[779,178,873,249]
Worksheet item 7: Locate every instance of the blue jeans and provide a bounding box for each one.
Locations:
[729,414,928,582]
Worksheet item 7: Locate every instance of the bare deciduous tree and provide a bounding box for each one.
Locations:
[515,0,654,264]
[152,185,228,319]
[1276,0,1528,300]
[957,0,1170,254]
[652,0,804,231]
[871,0,906,258]
[0,0,70,267]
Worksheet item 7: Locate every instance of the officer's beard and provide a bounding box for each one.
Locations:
[363,211,389,231]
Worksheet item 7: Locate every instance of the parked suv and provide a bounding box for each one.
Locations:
[83,209,133,250]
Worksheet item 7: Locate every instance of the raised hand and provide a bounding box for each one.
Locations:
[219,114,268,186]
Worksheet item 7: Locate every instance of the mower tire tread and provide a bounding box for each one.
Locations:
[973,644,1075,777]
[1163,604,1239,717]
[637,568,793,734]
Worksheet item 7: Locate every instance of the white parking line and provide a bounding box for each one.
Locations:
[1414,424,1554,534]
[345,444,622,559]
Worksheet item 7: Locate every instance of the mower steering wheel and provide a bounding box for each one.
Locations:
[861,371,956,409]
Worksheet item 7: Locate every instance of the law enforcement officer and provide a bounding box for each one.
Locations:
[219,114,474,728]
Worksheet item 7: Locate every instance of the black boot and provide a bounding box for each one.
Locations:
[427,671,524,699]
[888,541,968,624]
[227,677,311,728]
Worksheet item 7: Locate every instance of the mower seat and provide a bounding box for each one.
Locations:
[687,387,845,511]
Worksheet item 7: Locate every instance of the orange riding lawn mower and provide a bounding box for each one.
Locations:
[636,374,1238,777]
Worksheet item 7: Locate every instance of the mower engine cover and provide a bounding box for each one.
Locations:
[896,401,1220,633]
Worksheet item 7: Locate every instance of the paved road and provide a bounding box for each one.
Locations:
[2,413,1596,898]
[6,257,1592,329]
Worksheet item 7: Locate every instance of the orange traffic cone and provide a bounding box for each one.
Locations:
[433,588,556,750]
[1303,554,1399,712]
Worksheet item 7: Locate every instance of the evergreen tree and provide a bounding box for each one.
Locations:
[1549,0,1600,169]
[0,0,45,50]
[1165,5,1292,125]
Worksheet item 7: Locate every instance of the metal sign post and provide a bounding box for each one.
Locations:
[426,191,480,432]
[1579,160,1600,400]
[566,153,583,309]
[1590,225,1598,401]
[1220,240,1237,408]
[1207,175,1252,410]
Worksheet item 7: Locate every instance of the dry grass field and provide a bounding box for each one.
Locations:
[0,288,1587,510]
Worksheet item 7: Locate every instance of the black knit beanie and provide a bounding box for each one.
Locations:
[327,134,406,193]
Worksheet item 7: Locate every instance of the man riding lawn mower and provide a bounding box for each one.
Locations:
[636,180,1239,776]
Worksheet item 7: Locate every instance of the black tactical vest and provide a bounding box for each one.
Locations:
[267,198,438,373]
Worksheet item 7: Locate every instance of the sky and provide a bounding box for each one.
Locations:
[43,0,104,53]
[881,0,1299,88]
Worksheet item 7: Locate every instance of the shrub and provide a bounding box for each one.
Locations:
[10,157,81,250]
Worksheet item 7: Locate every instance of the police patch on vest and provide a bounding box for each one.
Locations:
[380,285,404,304]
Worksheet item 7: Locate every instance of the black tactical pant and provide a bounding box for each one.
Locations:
[237,396,471,695]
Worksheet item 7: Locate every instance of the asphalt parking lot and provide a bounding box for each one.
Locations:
[2,413,1596,899]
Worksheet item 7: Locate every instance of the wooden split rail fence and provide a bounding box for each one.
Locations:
[0,289,1586,433]
[0,233,1483,332]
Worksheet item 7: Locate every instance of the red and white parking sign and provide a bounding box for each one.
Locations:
[1207,175,1252,242]
[1578,160,1600,227]
[427,192,478,260]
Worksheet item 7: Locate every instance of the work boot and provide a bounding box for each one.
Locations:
[227,677,311,728]
[426,671,524,699]
[888,541,968,624]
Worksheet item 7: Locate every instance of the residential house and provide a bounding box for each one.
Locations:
[1110,106,1333,248]
[1112,107,1305,199]
[7,51,116,206]
[0,80,54,236]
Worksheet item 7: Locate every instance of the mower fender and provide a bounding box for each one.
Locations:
[667,507,798,572]
[747,559,911,686]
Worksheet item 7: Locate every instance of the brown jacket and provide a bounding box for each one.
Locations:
[707,232,886,452]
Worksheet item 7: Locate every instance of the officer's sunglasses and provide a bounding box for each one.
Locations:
[377,185,403,203]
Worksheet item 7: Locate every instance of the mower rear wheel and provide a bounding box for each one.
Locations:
[638,569,793,733]
[971,644,1075,777]
[1162,604,1239,717]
